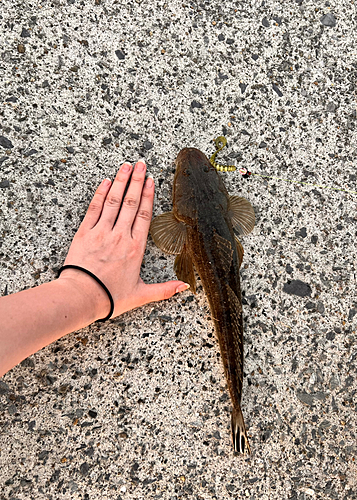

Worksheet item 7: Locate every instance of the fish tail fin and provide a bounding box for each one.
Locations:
[231,406,251,455]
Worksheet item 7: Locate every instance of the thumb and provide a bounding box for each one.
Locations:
[138,280,190,305]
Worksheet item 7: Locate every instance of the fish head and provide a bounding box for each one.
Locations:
[173,147,222,223]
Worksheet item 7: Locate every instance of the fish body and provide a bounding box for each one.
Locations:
[150,148,255,454]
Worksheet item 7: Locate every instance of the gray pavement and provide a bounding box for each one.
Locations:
[1,0,357,499]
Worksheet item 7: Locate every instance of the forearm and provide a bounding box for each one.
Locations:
[0,278,104,377]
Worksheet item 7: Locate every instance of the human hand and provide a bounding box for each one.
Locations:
[58,160,189,321]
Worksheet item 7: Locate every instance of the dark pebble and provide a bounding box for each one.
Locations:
[305,301,315,310]
[298,227,307,238]
[326,102,337,112]
[158,315,172,322]
[8,404,17,415]
[348,308,357,321]
[226,38,234,44]
[102,137,112,145]
[218,34,225,41]
[38,450,49,460]
[191,100,203,109]
[259,141,267,148]
[66,146,74,153]
[0,136,14,149]
[311,235,318,244]
[88,410,97,418]
[143,478,156,485]
[80,462,90,475]
[272,84,283,97]
[283,279,312,297]
[81,421,92,427]
[75,105,85,114]
[24,149,38,157]
[20,357,35,367]
[320,13,337,27]
[143,140,153,150]
[0,380,9,395]
[21,28,31,37]
[0,157,9,166]
[5,96,18,102]
[262,17,270,27]
[217,71,228,81]
[286,264,293,274]
[273,16,282,25]
[251,54,259,61]
[296,391,326,405]
[239,83,247,94]
[0,180,10,188]
[115,49,125,60]
[84,446,94,457]
[317,301,325,314]
[326,331,335,341]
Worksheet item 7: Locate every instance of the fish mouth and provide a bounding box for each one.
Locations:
[176,147,207,162]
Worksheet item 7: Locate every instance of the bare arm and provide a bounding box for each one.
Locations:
[0,160,188,377]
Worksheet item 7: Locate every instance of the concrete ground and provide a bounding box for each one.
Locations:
[0,0,356,498]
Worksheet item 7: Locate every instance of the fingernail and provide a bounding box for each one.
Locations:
[146,175,154,188]
[136,159,146,172]
[103,178,111,187]
[175,283,190,293]
[121,163,132,172]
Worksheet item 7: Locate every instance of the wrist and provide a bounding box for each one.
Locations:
[56,268,112,323]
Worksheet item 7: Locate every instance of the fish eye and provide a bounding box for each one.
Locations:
[183,168,191,176]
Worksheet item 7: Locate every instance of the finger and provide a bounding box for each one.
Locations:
[131,175,155,243]
[115,159,147,230]
[79,178,112,231]
[136,281,190,305]
[99,162,133,229]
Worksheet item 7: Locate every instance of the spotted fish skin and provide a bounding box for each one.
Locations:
[150,147,255,454]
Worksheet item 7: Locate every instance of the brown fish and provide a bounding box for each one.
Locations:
[150,147,255,454]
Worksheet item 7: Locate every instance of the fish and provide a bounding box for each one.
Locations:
[150,147,255,454]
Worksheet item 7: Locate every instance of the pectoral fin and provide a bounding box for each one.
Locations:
[174,245,196,294]
[150,212,187,255]
[228,195,255,236]
[235,235,244,268]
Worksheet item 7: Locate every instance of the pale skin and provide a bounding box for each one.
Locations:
[0,159,189,377]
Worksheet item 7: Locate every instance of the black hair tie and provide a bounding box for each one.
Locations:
[57,265,114,322]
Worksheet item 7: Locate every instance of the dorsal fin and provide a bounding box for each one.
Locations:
[212,232,233,275]
[235,235,244,268]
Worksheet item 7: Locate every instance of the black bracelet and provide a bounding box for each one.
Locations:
[57,265,114,322]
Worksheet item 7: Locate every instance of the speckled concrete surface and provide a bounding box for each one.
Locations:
[1,0,357,499]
